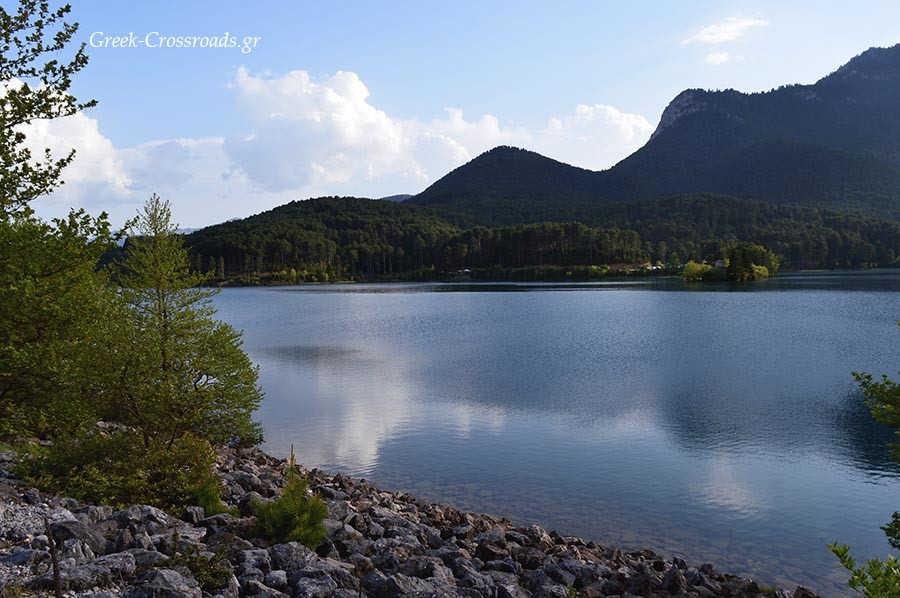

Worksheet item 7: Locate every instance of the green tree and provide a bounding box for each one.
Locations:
[251,448,327,548]
[0,1,111,440]
[656,240,668,265]
[112,194,263,448]
[682,260,710,282]
[726,242,778,281]
[0,1,94,219]
[0,210,120,439]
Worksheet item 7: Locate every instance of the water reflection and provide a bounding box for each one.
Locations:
[213,270,900,597]
[696,459,769,518]
[253,343,419,474]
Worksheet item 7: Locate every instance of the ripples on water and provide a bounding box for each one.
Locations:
[213,270,900,596]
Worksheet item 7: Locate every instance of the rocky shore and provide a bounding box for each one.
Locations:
[0,447,819,598]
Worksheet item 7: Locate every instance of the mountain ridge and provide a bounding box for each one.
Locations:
[410,44,900,221]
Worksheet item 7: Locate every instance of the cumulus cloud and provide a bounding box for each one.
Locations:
[32,68,654,226]
[539,104,653,171]
[425,108,529,159]
[683,16,768,45]
[224,68,416,192]
[23,112,131,205]
[705,52,732,65]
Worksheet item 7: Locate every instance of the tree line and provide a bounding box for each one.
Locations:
[183,194,900,283]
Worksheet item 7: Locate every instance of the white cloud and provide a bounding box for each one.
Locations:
[539,104,653,170]
[425,107,530,159]
[224,68,416,192]
[683,16,768,45]
[22,112,131,205]
[32,68,653,227]
[705,52,732,65]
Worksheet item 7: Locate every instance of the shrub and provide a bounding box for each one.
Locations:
[751,264,770,280]
[20,429,225,515]
[251,450,327,547]
[167,543,233,593]
[682,260,711,282]
[830,543,900,597]
[191,475,238,517]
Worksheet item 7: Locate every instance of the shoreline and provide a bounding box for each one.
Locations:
[208,266,898,288]
[0,446,820,597]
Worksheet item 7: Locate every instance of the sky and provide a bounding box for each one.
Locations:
[20,1,900,227]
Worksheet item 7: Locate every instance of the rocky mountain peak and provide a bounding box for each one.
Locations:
[651,89,709,140]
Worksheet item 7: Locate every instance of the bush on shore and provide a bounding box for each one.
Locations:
[251,450,327,547]
[19,430,222,514]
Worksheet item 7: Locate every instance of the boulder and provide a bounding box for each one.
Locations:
[240,548,272,573]
[242,579,289,597]
[49,519,108,555]
[28,552,136,591]
[543,563,576,587]
[269,542,317,573]
[263,569,289,591]
[662,566,687,594]
[114,505,173,535]
[125,548,169,568]
[122,567,201,598]
[292,572,337,597]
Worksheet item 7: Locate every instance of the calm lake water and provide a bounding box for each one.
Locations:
[212,270,900,596]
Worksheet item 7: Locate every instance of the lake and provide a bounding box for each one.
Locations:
[212,270,900,595]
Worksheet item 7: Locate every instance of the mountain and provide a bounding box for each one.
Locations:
[183,46,900,282]
[410,44,900,221]
[378,194,414,202]
[411,146,601,226]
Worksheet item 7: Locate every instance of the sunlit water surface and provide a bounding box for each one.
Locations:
[212,271,900,596]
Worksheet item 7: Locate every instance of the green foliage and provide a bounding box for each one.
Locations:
[0,5,259,520]
[752,264,770,279]
[0,1,95,219]
[882,513,900,552]
[252,477,327,547]
[251,451,327,548]
[682,260,711,282]
[468,264,611,282]
[727,242,779,281]
[185,194,900,285]
[167,544,233,593]
[757,585,778,597]
[21,430,223,513]
[829,543,900,598]
[192,475,238,517]
[110,195,263,448]
[1,584,24,598]
[0,210,121,441]
[0,2,120,445]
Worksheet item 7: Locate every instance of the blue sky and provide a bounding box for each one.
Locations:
[26,1,900,226]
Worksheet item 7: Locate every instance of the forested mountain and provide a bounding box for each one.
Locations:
[413,146,597,208]
[183,195,900,282]
[185,45,900,282]
[411,44,900,220]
